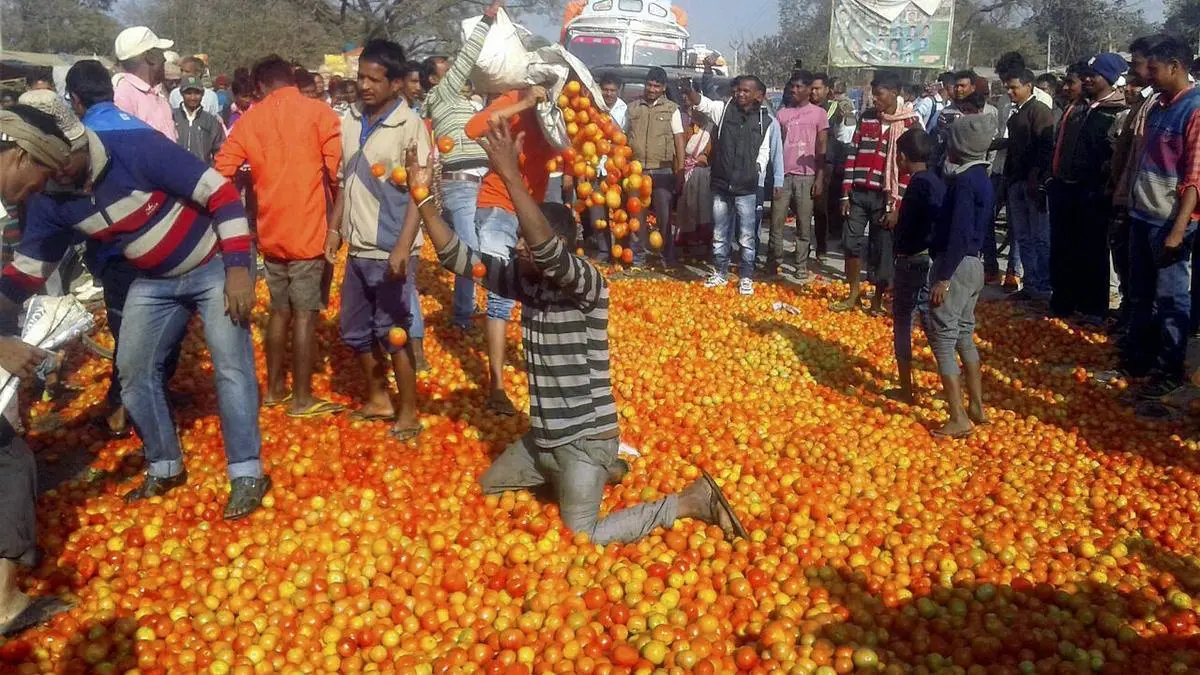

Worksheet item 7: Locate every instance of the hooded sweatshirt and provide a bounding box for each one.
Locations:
[1062,88,1127,187]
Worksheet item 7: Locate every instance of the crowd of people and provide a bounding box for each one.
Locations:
[1,10,1199,636]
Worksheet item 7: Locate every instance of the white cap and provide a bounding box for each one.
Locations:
[114,26,174,61]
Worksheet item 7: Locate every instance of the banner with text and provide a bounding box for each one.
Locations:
[829,0,953,70]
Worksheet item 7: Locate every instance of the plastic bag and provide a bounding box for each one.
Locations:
[526,44,607,151]
[0,296,95,415]
[461,8,533,94]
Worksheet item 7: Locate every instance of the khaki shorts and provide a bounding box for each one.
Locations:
[263,257,332,312]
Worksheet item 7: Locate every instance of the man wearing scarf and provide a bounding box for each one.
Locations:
[834,71,920,315]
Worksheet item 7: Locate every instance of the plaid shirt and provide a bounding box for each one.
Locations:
[841,112,916,204]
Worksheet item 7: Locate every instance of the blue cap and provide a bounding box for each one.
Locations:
[1088,52,1127,86]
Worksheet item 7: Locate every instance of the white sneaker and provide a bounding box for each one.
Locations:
[739,278,754,296]
[704,272,727,288]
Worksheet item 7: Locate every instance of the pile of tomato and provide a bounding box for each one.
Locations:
[3,240,1200,674]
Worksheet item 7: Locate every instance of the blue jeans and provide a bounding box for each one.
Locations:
[408,255,425,340]
[712,192,758,278]
[1008,182,1048,297]
[116,257,261,480]
[1123,219,1197,380]
[477,206,518,320]
[442,180,481,328]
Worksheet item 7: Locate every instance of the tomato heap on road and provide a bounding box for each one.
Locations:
[3,250,1200,674]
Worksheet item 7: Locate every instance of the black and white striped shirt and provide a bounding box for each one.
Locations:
[437,235,619,448]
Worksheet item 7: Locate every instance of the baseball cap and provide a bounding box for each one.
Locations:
[115,26,174,61]
[1088,52,1127,86]
[164,62,182,80]
[180,76,204,93]
[17,89,87,151]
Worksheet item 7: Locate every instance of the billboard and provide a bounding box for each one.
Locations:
[828,0,953,70]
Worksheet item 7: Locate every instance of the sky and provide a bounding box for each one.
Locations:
[522,0,1169,60]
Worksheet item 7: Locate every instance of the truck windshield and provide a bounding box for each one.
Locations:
[632,40,680,67]
[569,36,622,67]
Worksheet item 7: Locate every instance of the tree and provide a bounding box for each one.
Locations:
[740,0,830,86]
[1,0,118,55]
[1165,0,1200,52]
[1026,0,1149,66]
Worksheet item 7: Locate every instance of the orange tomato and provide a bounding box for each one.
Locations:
[371,163,387,178]
[437,136,455,154]
[387,327,408,348]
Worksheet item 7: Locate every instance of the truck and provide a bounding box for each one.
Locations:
[561,0,727,75]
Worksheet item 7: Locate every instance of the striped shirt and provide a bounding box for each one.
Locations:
[425,16,493,172]
[841,111,916,201]
[1131,86,1200,229]
[436,233,618,449]
[0,115,252,304]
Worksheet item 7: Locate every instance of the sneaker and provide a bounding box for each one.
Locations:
[704,272,728,288]
[739,278,754,296]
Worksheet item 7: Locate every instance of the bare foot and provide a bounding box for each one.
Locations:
[968,403,990,425]
[354,401,396,420]
[932,418,974,439]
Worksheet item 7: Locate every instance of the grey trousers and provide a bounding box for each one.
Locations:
[480,434,678,545]
[768,174,816,269]
[922,256,984,376]
[0,434,36,566]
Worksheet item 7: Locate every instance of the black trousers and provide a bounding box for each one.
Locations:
[1049,181,1111,317]
[0,433,36,566]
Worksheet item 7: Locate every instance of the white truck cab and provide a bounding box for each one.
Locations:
[563,0,689,69]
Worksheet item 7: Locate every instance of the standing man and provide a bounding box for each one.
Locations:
[835,71,919,314]
[1123,35,1200,399]
[5,61,270,519]
[215,55,343,418]
[423,0,503,331]
[626,67,684,268]
[324,40,429,440]
[113,26,177,141]
[169,56,222,118]
[466,83,556,415]
[174,76,225,164]
[705,76,776,296]
[0,105,73,637]
[768,70,828,281]
[811,73,854,259]
[1047,62,1098,317]
[1000,69,1055,304]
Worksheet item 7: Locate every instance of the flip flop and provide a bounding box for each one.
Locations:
[348,409,396,422]
[389,426,422,442]
[286,400,346,418]
[262,393,294,409]
[701,470,749,540]
[931,425,975,439]
[0,596,72,637]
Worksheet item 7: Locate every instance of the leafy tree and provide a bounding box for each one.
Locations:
[1,0,119,55]
[739,0,830,86]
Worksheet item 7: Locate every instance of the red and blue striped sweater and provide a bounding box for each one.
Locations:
[0,112,252,305]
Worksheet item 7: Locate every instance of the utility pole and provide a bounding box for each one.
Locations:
[1046,33,1052,70]
[965,31,973,68]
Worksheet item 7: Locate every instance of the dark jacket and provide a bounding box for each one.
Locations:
[1058,91,1126,185]
[711,103,770,196]
[1003,97,1055,183]
[174,106,225,164]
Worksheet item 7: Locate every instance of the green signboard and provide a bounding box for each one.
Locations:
[829,0,954,70]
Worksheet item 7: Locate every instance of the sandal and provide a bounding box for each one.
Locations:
[262,393,293,408]
[348,409,396,422]
[286,400,346,418]
[389,426,422,442]
[0,596,73,637]
[224,476,273,520]
[829,298,862,313]
[701,470,749,540]
[931,424,975,439]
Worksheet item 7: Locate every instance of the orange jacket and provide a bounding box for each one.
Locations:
[466,91,556,213]
[215,86,342,260]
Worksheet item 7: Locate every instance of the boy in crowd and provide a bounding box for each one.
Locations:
[1000,69,1056,303]
[925,115,993,438]
[466,82,556,415]
[626,67,684,268]
[835,71,920,314]
[409,122,747,545]
[174,76,225,164]
[887,128,944,404]
[216,56,344,418]
[325,40,430,440]
[1122,35,1200,399]
[1048,54,1127,323]
[5,60,269,518]
[768,70,828,282]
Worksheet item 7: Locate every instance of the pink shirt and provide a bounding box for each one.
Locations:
[776,103,829,176]
[113,72,177,141]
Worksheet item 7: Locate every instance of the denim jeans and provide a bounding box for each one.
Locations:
[441,180,481,328]
[982,173,1019,278]
[477,207,519,320]
[712,191,758,278]
[97,258,181,409]
[893,254,931,364]
[116,257,261,480]
[1123,219,1197,381]
[921,256,984,376]
[480,434,678,545]
[1008,182,1049,297]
